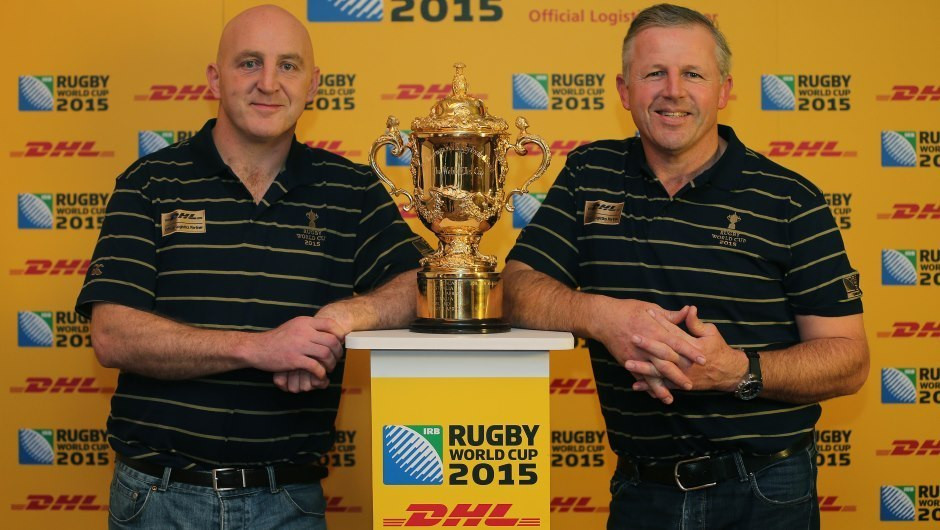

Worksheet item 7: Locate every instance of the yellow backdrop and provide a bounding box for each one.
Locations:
[3,0,938,527]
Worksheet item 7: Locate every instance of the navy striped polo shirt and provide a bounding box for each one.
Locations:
[507,125,862,458]
[76,119,423,470]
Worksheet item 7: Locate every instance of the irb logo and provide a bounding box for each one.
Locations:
[11,494,107,511]
[881,368,917,404]
[876,440,940,456]
[386,130,412,166]
[882,131,917,167]
[308,0,383,22]
[513,74,549,110]
[383,425,443,485]
[19,429,54,465]
[18,76,54,111]
[877,203,940,219]
[876,85,940,101]
[761,75,795,110]
[18,194,53,229]
[881,249,917,286]
[881,486,916,521]
[383,504,540,527]
[138,130,198,157]
[512,193,545,229]
[18,311,53,347]
[877,321,940,338]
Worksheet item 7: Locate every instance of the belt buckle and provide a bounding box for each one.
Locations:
[211,468,245,491]
[673,456,716,492]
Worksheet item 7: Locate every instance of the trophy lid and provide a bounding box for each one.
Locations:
[411,63,509,134]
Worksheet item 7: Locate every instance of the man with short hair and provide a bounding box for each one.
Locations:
[77,5,422,528]
[503,4,868,528]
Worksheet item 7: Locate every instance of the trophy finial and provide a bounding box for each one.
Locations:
[452,63,468,97]
[515,116,529,134]
[386,115,399,129]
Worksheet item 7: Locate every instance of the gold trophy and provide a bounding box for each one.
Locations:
[370,63,551,333]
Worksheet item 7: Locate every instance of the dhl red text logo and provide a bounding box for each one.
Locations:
[134,85,218,101]
[303,140,362,158]
[550,378,596,394]
[550,497,609,513]
[876,85,940,101]
[817,496,857,512]
[325,496,363,513]
[876,440,940,456]
[877,322,940,338]
[10,141,114,158]
[10,377,115,394]
[11,495,107,511]
[760,141,856,157]
[10,259,91,276]
[383,504,539,527]
[511,140,592,157]
[877,203,940,220]
[381,84,487,101]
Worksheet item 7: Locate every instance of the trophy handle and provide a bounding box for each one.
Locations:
[369,115,415,211]
[504,117,552,213]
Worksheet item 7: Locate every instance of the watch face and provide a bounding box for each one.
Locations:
[736,380,764,400]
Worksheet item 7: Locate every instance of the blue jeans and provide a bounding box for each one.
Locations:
[607,445,819,530]
[108,460,327,529]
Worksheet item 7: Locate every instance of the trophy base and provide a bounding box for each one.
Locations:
[410,317,510,334]
[414,270,509,334]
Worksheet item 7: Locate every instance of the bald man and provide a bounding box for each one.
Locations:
[77,5,422,528]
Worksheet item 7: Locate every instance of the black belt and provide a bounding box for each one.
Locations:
[616,433,814,491]
[116,455,328,491]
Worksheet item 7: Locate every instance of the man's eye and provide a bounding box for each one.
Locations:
[646,71,664,78]
[243,60,258,69]
[282,63,296,71]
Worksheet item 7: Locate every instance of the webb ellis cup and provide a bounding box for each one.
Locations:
[370,64,551,333]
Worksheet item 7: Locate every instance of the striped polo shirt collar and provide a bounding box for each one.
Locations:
[627,124,747,193]
[188,118,314,207]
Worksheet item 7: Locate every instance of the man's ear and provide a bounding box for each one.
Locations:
[616,73,630,110]
[207,63,221,99]
[307,66,321,104]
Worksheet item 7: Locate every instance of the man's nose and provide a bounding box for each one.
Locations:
[257,65,278,93]
[663,71,683,98]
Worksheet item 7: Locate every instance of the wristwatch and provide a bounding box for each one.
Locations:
[733,350,763,400]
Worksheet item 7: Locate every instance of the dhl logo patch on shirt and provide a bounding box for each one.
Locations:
[161,209,206,236]
[583,200,624,225]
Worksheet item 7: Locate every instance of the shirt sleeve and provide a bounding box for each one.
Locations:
[505,163,581,288]
[783,186,863,317]
[352,171,424,292]
[75,169,157,318]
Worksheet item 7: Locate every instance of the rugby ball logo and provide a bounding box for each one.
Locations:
[881,368,916,404]
[18,193,53,229]
[881,131,917,167]
[382,425,443,485]
[881,249,917,286]
[880,485,915,521]
[761,75,794,111]
[513,74,549,110]
[19,76,54,111]
[19,429,54,465]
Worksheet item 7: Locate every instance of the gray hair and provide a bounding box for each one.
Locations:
[621,4,731,81]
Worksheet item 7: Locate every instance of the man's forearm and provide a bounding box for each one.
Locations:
[760,337,869,404]
[91,303,252,379]
[320,269,419,332]
[503,264,600,339]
